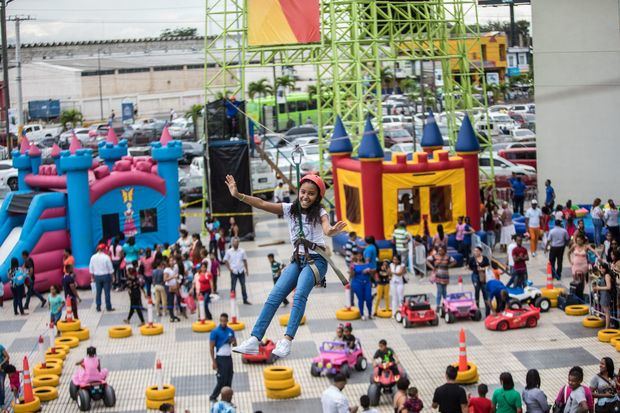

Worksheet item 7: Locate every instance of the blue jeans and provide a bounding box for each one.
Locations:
[486,231,495,249]
[252,255,327,340]
[436,283,447,307]
[507,269,526,289]
[592,218,603,246]
[11,285,25,315]
[471,273,489,316]
[0,370,5,406]
[351,279,372,317]
[94,274,113,311]
[230,271,248,302]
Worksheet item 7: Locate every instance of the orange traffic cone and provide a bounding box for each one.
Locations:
[546,262,553,290]
[65,295,74,322]
[458,329,468,372]
[22,356,34,402]
[458,275,463,292]
[230,291,238,325]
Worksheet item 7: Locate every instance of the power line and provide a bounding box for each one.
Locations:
[9,6,203,12]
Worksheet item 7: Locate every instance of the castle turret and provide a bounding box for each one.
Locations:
[12,137,32,191]
[455,114,481,230]
[328,116,353,222]
[150,130,182,244]
[358,116,384,239]
[51,144,61,175]
[28,144,42,176]
[420,111,443,156]
[59,148,94,277]
[98,134,128,171]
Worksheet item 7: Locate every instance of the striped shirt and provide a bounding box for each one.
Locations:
[392,227,410,253]
[344,239,358,266]
[427,253,455,284]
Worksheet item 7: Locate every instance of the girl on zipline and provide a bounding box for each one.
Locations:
[226,173,346,358]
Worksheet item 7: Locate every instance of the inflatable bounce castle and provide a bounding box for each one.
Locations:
[330,113,481,257]
[0,128,182,296]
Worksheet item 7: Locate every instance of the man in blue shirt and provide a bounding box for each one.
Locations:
[509,174,526,215]
[485,279,509,314]
[209,313,237,403]
[544,179,555,210]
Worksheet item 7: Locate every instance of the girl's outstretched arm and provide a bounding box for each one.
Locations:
[225,175,283,215]
[321,215,347,237]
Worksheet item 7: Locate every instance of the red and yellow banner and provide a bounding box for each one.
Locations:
[248,0,321,46]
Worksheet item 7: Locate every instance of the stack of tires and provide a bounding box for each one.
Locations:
[145,385,176,410]
[597,329,620,343]
[264,366,301,399]
[59,319,90,342]
[32,361,61,404]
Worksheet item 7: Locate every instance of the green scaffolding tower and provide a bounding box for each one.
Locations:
[204,0,491,198]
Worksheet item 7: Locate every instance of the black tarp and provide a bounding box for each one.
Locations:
[205,98,246,141]
[8,192,39,214]
[208,140,254,240]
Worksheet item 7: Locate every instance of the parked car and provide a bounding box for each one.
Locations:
[179,174,205,203]
[479,153,536,187]
[509,103,535,114]
[509,113,536,129]
[59,128,90,148]
[510,128,536,141]
[283,126,319,141]
[140,120,167,141]
[132,118,160,130]
[121,125,152,146]
[492,141,536,152]
[168,117,195,140]
[22,123,62,142]
[475,113,518,136]
[180,141,204,165]
[498,147,537,169]
[0,160,18,191]
[250,158,277,199]
[383,128,413,148]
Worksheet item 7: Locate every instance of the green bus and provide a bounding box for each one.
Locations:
[246,92,330,132]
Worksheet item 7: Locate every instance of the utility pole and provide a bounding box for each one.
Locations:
[97,49,104,120]
[8,15,35,130]
[0,0,12,151]
[508,2,516,47]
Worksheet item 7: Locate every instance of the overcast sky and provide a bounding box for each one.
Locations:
[5,0,531,44]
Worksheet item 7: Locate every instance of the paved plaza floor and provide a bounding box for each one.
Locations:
[0,211,614,412]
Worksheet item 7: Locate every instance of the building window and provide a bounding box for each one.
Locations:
[118,67,150,74]
[397,188,421,226]
[101,213,120,241]
[430,186,452,223]
[499,44,506,61]
[481,45,487,61]
[518,53,527,65]
[344,185,361,224]
[139,208,158,233]
[508,54,517,67]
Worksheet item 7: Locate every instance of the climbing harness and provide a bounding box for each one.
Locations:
[289,145,349,287]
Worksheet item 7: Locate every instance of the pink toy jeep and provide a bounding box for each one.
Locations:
[441,291,482,324]
[310,340,368,378]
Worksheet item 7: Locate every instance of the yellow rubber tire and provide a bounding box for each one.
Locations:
[53,344,70,353]
[598,329,620,343]
[192,320,216,333]
[376,308,393,318]
[56,336,79,348]
[229,321,245,331]
[146,398,174,410]
[452,362,478,383]
[541,288,563,300]
[336,307,361,321]
[550,298,558,308]
[44,348,67,361]
[265,377,296,390]
[263,366,294,381]
[33,386,58,402]
[583,316,605,328]
[62,327,90,341]
[140,323,164,336]
[279,314,306,326]
[145,385,176,401]
[108,325,132,338]
[12,396,41,413]
[459,374,480,385]
[56,319,81,332]
[266,382,301,399]
[609,336,620,350]
[33,374,60,388]
[34,362,62,377]
[565,305,589,316]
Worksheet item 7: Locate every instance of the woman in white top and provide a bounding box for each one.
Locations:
[499,202,516,252]
[591,198,604,247]
[604,199,619,242]
[390,255,406,314]
[177,229,192,255]
[163,257,180,322]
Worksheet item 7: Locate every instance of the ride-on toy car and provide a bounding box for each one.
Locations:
[242,339,276,364]
[311,340,367,378]
[484,305,541,331]
[70,380,116,411]
[394,294,439,328]
[507,283,551,312]
[440,291,482,323]
[367,361,407,406]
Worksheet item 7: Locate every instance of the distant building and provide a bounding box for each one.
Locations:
[507,46,532,76]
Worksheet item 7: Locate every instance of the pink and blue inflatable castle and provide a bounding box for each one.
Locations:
[0,128,182,295]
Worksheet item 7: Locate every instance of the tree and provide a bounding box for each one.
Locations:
[380,67,394,92]
[215,90,233,100]
[247,78,273,99]
[185,104,203,140]
[160,27,198,38]
[275,75,296,119]
[60,109,83,130]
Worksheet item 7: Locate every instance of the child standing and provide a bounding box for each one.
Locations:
[124,267,146,325]
[48,285,64,332]
[62,265,81,320]
[267,254,289,306]
[192,264,213,320]
[209,252,220,295]
[228,174,345,358]
[469,383,492,413]
[403,387,424,413]
[4,364,20,404]
[373,260,391,315]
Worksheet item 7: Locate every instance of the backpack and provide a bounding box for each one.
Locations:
[11,269,26,287]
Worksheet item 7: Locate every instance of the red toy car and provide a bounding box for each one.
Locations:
[484,305,541,331]
[394,294,439,328]
[241,339,276,364]
[367,361,407,406]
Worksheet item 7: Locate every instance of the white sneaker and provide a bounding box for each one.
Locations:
[532,252,537,257]
[232,336,259,355]
[272,338,292,358]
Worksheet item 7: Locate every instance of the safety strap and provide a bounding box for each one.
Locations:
[292,239,349,287]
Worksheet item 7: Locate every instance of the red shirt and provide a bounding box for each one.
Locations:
[469,397,492,413]
[512,246,528,271]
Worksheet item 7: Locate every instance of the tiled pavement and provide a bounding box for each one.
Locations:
[0,210,614,413]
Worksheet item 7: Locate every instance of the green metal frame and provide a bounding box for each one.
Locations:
[203,0,493,210]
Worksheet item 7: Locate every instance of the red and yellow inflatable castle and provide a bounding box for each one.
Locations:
[329,113,481,247]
